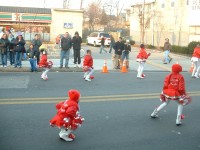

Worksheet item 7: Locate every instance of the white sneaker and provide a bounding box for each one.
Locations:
[194,75,199,78]
[4,65,7,68]
[85,77,91,81]
[176,115,182,126]
[59,129,74,142]
[137,76,144,79]
[151,109,158,118]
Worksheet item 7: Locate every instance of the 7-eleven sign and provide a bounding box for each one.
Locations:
[12,13,22,21]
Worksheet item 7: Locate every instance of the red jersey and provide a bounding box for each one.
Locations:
[83,54,93,67]
[136,48,150,61]
[38,54,48,67]
[192,47,200,58]
[163,73,186,97]
[50,98,80,129]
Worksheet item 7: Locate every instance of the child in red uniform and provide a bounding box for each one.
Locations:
[191,44,200,78]
[151,64,191,126]
[50,89,84,142]
[136,44,151,79]
[83,49,94,81]
[38,49,53,80]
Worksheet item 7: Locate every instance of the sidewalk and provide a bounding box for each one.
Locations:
[0,49,192,72]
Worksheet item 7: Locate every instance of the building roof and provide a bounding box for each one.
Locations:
[0,6,51,14]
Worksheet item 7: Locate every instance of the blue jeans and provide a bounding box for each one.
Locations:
[29,58,37,71]
[60,50,70,67]
[9,51,15,65]
[15,52,22,67]
[1,53,7,66]
[164,50,170,63]
[109,44,114,53]
[99,45,107,53]
[122,52,129,61]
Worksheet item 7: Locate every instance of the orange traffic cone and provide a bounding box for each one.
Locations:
[121,59,128,73]
[189,62,194,73]
[102,59,108,73]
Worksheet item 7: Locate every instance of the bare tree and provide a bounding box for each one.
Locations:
[132,2,158,43]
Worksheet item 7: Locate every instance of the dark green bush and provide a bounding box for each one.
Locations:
[147,44,155,49]
[188,41,200,55]
[171,45,189,55]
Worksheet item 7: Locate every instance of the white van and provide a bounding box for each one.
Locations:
[86,32,111,47]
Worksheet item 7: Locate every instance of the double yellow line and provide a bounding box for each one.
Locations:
[0,91,199,105]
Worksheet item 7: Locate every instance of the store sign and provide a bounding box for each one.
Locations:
[64,23,73,29]
[189,0,200,25]
[12,13,22,21]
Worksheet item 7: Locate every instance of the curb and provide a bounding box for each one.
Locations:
[0,67,83,72]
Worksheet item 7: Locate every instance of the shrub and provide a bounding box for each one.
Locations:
[171,45,189,55]
[188,41,200,55]
[147,44,155,49]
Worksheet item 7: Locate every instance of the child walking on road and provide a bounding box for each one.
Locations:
[38,49,53,80]
[136,44,151,79]
[83,49,94,81]
[50,89,84,142]
[151,64,191,126]
[191,44,200,78]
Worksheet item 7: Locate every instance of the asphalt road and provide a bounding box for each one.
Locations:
[0,72,200,150]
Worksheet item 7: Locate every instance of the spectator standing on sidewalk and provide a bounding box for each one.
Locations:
[163,38,172,64]
[27,44,37,72]
[191,44,200,78]
[113,37,124,69]
[0,33,9,67]
[109,34,115,53]
[32,34,42,65]
[13,33,26,68]
[99,35,107,54]
[8,33,15,66]
[122,40,131,68]
[60,32,72,68]
[72,31,82,67]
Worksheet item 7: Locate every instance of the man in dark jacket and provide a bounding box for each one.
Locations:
[32,34,42,64]
[0,33,10,67]
[14,34,26,68]
[60,32,72,68]
[113,37,124,69]
[72,31,82,67]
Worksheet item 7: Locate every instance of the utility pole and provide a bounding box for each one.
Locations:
[80,0,83,9]
[142,0,145,44]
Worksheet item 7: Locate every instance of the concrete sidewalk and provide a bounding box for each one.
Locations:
[0,49,192,72]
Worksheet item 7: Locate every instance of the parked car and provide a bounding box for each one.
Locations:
[86,32,111,47]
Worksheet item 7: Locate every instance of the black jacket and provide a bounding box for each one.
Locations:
[114,41,124,55]
[0,38,10,54]
[123,44,131,54]
[14,37,26,52]
[72,36,82,50]
[61,37,72,51]
[27,48,37,58]
[32,39,42,52]
[100,38,105,46]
